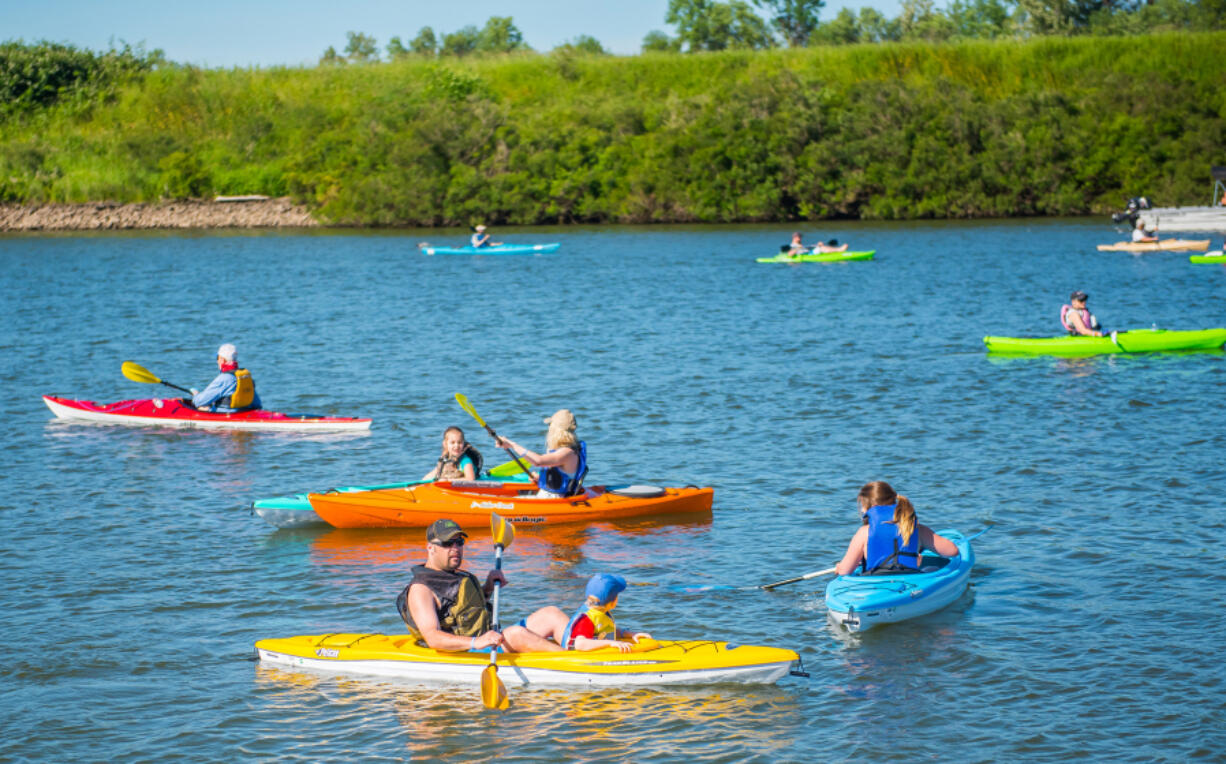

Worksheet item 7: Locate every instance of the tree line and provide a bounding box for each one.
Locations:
[0,33,1221,224]
[316,0,1225,63]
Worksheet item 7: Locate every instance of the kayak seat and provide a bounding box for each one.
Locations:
[866,556,951,576]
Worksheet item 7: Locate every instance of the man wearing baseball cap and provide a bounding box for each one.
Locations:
[191,343,262,412]
[1060,291,1105,337]
[397,518,569,653]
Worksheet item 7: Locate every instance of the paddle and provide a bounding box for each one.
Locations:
[455,394,534,478]
[671,527,994,593]
[480,512,515,710]
[121,361,194,396]
[487,460,529,478]
[666,566,837,593]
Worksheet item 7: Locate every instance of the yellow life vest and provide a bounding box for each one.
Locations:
[583,607,617,639]
[229,369,255,409]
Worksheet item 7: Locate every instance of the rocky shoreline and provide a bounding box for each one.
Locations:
[0,198,318,231]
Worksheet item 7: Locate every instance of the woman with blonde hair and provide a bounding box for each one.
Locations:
[494,409,588,497]
[834,481,959,576]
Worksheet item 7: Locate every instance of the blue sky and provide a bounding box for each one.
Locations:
[2,0,904,68]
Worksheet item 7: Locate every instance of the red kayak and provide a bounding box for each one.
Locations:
[42,395,372,432]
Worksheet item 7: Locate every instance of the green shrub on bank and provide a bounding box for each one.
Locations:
[0,33,1222,221]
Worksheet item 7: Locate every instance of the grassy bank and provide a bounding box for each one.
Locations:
[2,32,1222,225]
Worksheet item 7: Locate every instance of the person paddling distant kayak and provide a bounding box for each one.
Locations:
[191,343,261,412]
[470,224,501,249]
[494,408,588,498]
[558,574,652,652]
[834,481,959,576]
[423,427,481,481]
[1132,219,1159,243]
[1060,290,1105,337]
[784,232,849,257]
[397,519,569,653]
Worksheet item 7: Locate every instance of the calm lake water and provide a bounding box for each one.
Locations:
[1,219,1223,762]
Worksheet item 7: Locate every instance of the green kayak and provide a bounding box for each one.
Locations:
[1189,252,1225,264]
[983,328,1226,356]
[756,250,875,263]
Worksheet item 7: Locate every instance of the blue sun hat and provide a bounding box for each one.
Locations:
[585,573,627,606]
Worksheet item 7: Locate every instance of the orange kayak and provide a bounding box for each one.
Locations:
[308,480,714,528]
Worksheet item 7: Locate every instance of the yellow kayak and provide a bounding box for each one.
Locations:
[255,633,802,687]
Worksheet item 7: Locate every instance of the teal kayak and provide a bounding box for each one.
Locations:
[253,465,532,528]
[983,328,1226,356]
[825,529,975,632]
[756,250,874,263]
[422,243,560,256]
[1189,252,1226,264]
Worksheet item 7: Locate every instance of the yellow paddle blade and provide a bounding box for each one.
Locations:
[490,512,515,549]
[480,663,509,710]
[121,361,161,384]
[454,393,487,428]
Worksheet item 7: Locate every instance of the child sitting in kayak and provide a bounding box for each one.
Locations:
[558,574,651,653]
[834,481,959,576]
[422,427,482,481]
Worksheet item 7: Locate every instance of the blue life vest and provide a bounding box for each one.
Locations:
[537,441,587,496]
[863,503,922,574]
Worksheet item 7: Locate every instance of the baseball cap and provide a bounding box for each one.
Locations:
[426,518,467,544]
[1070,290,1089,302]
[217,343,237,361]
[585,573,627,606]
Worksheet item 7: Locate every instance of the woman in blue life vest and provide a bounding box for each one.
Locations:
[558,574,651,653]
[834,481,959,576]
[422,426,480,481]
[493,408,587,497]
[191,343,261,412]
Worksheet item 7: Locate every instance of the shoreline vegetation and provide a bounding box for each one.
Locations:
[0,198,317,231]
[2,32,1223,230]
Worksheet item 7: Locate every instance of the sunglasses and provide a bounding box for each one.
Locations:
[435,538,465,549]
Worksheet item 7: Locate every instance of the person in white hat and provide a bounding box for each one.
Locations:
[469,224,501,249]
[494,409,587,497]
[1131,219,1158,243]
[191,343,262,412]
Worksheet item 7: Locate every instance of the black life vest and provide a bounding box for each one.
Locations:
[395,564,491,637]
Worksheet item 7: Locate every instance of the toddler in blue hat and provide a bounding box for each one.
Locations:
[559,574,651,652]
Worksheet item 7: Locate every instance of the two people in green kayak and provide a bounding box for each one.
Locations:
[191,343,261,412]
[786,232,849,256]
[398,518,648,653]
[834,481,959,576]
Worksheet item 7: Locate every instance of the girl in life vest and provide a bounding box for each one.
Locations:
[833,481,960,576]
[423,426,482,481]
[493,409,587,497]
[559,574,651,653]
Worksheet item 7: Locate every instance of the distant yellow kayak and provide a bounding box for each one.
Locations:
[1096,239,1209,252]
[255,633,802,687]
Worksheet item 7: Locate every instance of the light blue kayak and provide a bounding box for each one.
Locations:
[422,243,561,256]
[824,529,976,632]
